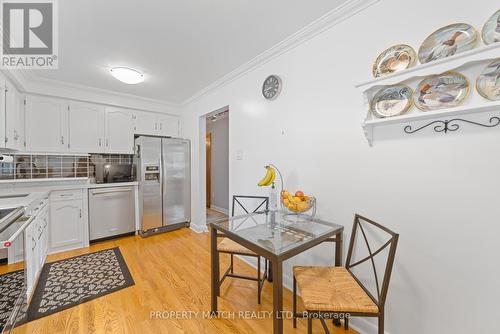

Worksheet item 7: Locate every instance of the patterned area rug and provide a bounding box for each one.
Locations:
[0,270,24,332]
[27,247,134,321]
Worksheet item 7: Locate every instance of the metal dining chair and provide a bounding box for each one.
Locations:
[292,214,399,334]
[216,195,269,304]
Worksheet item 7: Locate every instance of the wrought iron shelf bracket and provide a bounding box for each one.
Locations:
[404,117,500,134]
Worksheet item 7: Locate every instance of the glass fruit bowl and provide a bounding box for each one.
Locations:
[280,190,316,216]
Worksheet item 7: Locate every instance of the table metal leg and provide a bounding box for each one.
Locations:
[210,225,219,314]
[333,230,343,327]
[272,259,283,334]
[335,231,343,267]
[267,260,273,282]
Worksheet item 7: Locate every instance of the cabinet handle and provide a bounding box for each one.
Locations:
[79,209,82,218]
[106,139,109,147]
[160,123,162,131]
[99,138,102,147]
[14,130,19,141]
[61,136,64,145]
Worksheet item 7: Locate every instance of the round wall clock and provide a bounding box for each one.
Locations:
[262,75,282,100]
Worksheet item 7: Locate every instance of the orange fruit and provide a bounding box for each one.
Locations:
[295,191,304,198]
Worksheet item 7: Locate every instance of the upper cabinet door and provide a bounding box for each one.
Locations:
[5,85,24,151]
[134,111,158,136]
[105,107,134,154]
[25,96,68,153]
[68,102,105,153]
[158,114,179,137]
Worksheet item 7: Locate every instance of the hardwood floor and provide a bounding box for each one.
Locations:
[206,208,228,223]
[5,228,357,334]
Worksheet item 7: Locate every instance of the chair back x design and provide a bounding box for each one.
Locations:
[345,214,399,310]
[231,195,269,217]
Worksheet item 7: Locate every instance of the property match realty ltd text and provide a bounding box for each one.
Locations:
[150,311,350,320]
[1,0,58,69]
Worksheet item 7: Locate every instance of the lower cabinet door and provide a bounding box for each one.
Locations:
[24,222,36,298]
[49,198,85,253]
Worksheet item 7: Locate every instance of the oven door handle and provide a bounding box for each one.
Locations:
[4,215,35,246]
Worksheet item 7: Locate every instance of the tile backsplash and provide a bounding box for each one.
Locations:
[88,154,134,177]
[0,154,90,181]
[0,153,134,182]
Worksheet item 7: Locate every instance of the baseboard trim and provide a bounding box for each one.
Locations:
[349,317,391,334]
[210,205,229,215]
[190,224,208,233]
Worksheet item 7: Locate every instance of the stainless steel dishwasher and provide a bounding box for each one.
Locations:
[89,187,136,241]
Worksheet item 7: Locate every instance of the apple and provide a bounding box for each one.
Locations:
[295,191,304,198]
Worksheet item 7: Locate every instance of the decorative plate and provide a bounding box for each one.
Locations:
[418,23,478,64]
[370,85,413,118]
[476,58,500,101]
[481,9,500,45]
[414,72,470,111]
[372,44,417,78]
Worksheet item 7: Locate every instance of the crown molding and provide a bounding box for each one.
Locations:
[2,69,181,114]
[181,0,380,106]
[25,72,180,108]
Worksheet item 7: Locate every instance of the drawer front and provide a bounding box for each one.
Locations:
[50,189,83,201]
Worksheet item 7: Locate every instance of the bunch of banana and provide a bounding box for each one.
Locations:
[257,165,276,187]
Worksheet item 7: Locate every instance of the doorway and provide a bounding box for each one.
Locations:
[205,108,229,223]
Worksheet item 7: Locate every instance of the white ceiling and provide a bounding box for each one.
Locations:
[28,0,349,104]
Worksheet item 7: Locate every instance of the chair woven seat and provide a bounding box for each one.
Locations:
[218,238,256,255]
[293,266,379,314]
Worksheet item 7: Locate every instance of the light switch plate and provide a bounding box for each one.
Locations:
[236,150,243,160]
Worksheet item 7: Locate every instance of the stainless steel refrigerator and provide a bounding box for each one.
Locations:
[135,136,191,235]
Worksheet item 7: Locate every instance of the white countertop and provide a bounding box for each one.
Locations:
[0,191,49,210]
[0,181,138,209]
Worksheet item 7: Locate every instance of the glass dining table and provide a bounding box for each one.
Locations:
[209,210,344,334]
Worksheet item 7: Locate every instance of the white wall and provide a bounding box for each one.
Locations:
[181,1,500,333]
[206,114,229,211]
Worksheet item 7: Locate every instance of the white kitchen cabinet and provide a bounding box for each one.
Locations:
[38,202,49,268]
[49,190,86,253]
[68,102,105,153]
[25,211,49,299]
[25,220,36,297]
[105,107,134,154]
[157,114,179,137]
[133,111,158,135]
[5,84,25,151]
[25,96,68,153]
[133,111,179,137]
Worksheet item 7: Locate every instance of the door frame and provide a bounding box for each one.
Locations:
[206,132,212,208]
[198,106,229,227]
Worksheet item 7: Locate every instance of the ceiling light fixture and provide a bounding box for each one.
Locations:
[109,67,144,84]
